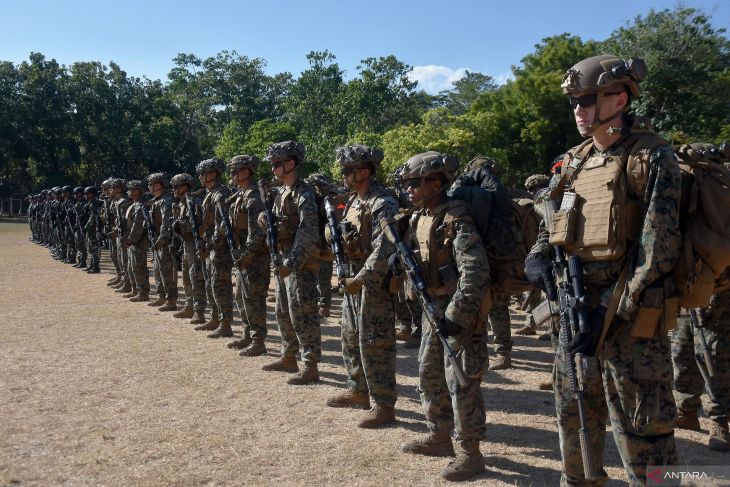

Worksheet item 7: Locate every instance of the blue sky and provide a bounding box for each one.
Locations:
[4,0,729,93]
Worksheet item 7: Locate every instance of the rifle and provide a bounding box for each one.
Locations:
[543,197,596,480]
[380,217,469,387]
[323,197,358,331]
[116,201,127,238]
[689,308,716,378]
[142,199,160,269]
[185,192,208,284]
[258,180,283,290]
[216,200,248,323]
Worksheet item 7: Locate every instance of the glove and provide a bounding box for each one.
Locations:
[388,253,404,277]
[341,277,363,295]
[524,253,557,301]
[437,318,462,338]
[568,306,605,356]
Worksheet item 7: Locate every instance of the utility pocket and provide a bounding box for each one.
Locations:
[548,209,577,246]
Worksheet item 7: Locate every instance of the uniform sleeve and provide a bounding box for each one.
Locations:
[620,145,681,317]
[158,197,173,241]
[356,195,399,288]
[240,194,267,261]
[127,205,146,244]
[444,215,491,330]
[288,190,320,271]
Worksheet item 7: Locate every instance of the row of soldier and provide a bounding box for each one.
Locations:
[25,53,730,485]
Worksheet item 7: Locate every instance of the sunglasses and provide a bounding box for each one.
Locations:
[272,160,286,169]
[569,91,624,109]
[404,177,439,189]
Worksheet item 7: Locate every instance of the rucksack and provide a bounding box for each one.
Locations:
[448,156,541,295]
[672,142,730,307]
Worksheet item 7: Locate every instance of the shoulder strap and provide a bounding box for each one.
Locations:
[549,139,594,200]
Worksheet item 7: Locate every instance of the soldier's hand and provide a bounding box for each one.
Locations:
[340,277,363,295]
[387,253,404,277]
[524,253,557,301]
[257,212,268,229]
[437,318,461,338]
[568,306,605,356]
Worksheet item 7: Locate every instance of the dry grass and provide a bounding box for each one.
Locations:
[0,221,723,486]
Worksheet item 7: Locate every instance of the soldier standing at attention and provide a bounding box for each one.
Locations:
[394,152,491,481]
[195,158,234,338]
[125,180,151,302]
[225,155,271,357]
[146,173,179,312]
[325,144,399,428]
[525,55,681,485]
[260,141,322,385]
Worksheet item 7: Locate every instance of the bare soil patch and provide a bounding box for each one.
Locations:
[0,221,721,486]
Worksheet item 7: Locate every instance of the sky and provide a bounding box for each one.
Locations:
[4,0,729,93]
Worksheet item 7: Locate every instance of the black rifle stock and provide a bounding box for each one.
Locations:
[324,197,358,331]
[380,217,469,387]
[258,180,283,290]
[216,201,248,323]
[544,198,596,480]
[689,308,716,378]
[141,200,160,269]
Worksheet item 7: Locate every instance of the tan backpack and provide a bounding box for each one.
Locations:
[673,142,730,307]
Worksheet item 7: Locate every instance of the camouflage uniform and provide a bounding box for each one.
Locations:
[527,56,681,485]
[84,189,103,273]
[200,178,234,326]
[148,178,178,306]
[174,190,207,316]
[338,175,399,411]
[125,181,150,299]
[671,288,730,449]
[72,189,88,267]
[111,182,133,292]
[488,293,513,360]
[102,179,121,280]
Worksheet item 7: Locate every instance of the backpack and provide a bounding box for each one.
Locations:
[448,156,541,295]
[672,142,730,307]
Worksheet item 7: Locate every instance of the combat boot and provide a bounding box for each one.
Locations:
[129,292,149,302]
[490,354,512,370]
[88,264,100,274]
[441,440,485,481]
[115,283,132,293]
[402,432,455,457]
[122,288,138,298]
[326,389,371,409]
[287,364,319,385]
[515,324,536,335]
[262,356,298,373]
[709,417,730,452]
[73,261,84,268]
[189,310,206,325]
[148,295,166,307]
[228,335,252,350]
[173,306,194,319]
[239,338,267,357]
[676,409,701,431]
[357,405,395,428]
[158,299,178,312]
[194,315,219,331]
[112,280,126,289]
[207,321,233,338]
[107,275,121,286]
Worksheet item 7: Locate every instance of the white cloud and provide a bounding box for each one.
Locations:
[408,65,470,94]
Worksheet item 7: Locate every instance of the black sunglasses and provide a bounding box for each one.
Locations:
[404,177,439,189]
[569,91,624,109]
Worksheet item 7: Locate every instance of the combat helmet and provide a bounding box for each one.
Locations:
[126,180,144,191]
[62,185,73,193]
[73,186,84,195]
[101,178,114,190]
[401,151,459,184]
[335,144,384,172]
[170,173,194,187]
[147,172,170,188]
[229,154,260,173]
[524,174,551,193]
[85,186,99,196]
[265,141,305,166]
[195,158,225,176]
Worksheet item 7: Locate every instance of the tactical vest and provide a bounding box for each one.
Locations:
[231,188,255,243]
[273,181,313,246]
[548,132,665,262]
[341,196,373,262]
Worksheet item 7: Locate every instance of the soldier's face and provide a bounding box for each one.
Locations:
[130,188,142,201]
[406,177,440,205]
[173,184,188,198]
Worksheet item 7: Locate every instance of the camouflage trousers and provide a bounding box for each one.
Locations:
[235,255,270,340]
[317,259,333,309]
[74,229,86,263]
[109,234,121,275]
[151,246,178,300]
[128,241,150,294]
[418,304,488,441]
[555,318,677,486]
[489,292,513,356]
[206,245,233,322]
[275,264,321,365]
[65,226,76,260]
[671,296,730,422]
[116,235,131,288]
[85,235,100,267]
[181,240,207,313]
[340,283,397,407]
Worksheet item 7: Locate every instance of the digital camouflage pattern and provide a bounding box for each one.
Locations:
[176,195,207,313]
[201,182,234,324]
[150,192,178,302]
[125,199,150,296]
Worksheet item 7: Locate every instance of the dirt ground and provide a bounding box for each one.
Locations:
[0,219,724,486]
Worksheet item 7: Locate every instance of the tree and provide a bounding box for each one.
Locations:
[437,71,496,115]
